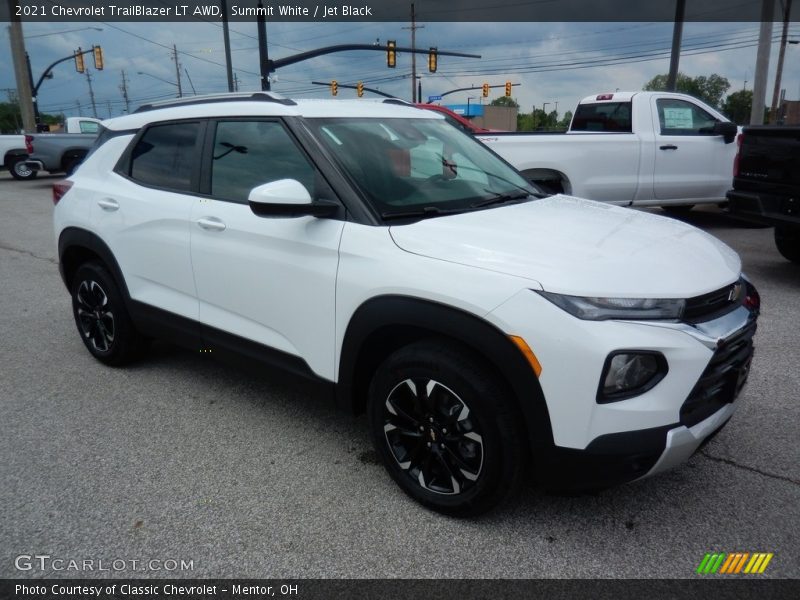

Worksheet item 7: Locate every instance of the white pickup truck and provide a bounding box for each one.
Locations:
[1,117,101,180]
[475,92,739,211]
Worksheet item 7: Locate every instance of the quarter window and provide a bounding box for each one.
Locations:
[129,122,200,192]
[657,98,719,135]
[210,120,316,203]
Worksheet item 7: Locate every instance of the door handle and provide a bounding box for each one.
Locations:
[196,217,226,232]
[659,144,678,150]
[97,198,119,211]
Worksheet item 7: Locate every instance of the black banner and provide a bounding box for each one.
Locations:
[1,579,799,600]
[0,0,794,23]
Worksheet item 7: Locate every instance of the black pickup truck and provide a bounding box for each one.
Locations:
[727,127,800,263]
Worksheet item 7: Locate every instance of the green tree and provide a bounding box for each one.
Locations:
[517,109,559,131]
[0,102,23,134]
[643,72,730,109]
[0,102,67,134]
[558,110,573,130]
[721,90,752,125]
[490,96,519,108]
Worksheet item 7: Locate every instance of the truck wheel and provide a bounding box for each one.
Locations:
[661,205,695,214]
[368,340,526,516]
[9,157,37,180]
[71,261,147,366]
[775,227,800,264]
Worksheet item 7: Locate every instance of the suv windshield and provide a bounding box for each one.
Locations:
[306,117,538,220]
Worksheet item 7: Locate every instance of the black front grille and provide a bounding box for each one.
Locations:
[683,280,743,323]
[679,320,757,427]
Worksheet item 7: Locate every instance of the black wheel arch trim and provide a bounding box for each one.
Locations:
[58,227,131,300]
[337,295,556,453]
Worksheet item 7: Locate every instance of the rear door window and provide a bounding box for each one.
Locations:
[128,122,201,192]
[571,102,633,132]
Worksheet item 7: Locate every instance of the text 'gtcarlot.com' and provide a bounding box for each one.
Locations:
[14,554,194,572]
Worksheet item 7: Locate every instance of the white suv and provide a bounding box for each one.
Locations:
[53,93,759,516]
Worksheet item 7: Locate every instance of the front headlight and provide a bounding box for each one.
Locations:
[536,291,685,321]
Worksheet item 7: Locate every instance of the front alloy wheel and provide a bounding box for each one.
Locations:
[383,378,484,495]
[369,340,526,516]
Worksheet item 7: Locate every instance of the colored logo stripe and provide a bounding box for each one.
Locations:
[698,552,773,574]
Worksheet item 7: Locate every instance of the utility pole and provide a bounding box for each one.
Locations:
[119,70,131,113]
[172,44,184,98]
[233,72,240,92]
[666,0,686,91]
[403,3,424,102]
[257,1,270,90]
[106,100,112,118]
[220,0,234,92]
[85,69,98,118]
[8,0,36,132]
[769,0,792,123]
[751,0,775,125]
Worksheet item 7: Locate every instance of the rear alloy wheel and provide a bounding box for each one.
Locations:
[775,226,800,264]
[71,261,146,366]
[9,157,37,180]
[368,340,526,516]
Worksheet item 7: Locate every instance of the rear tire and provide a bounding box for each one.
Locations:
[9,157,37,180]
[775,227,800,264]
[368,340,526,517]
[71,261,147,366]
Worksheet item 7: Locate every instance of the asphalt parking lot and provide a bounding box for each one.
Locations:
[1,172,798,579]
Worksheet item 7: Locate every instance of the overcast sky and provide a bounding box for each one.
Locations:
[2,19,800,119]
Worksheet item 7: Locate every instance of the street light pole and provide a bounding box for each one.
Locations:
[769,0,792,123]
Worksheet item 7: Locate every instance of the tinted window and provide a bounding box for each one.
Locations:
[657,98,719,135]
[571,102,632,132]
[130,122,200,191]
[211,120,316,203]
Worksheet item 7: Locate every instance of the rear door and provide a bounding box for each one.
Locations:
[652,96,732,202]
[96,120,202,322]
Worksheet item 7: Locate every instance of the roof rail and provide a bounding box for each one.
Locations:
[382,98,412,106]
[134,92,297,113]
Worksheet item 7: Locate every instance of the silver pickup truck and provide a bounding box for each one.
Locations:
[23,117,102,179]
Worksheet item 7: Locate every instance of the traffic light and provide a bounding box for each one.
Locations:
[93,46,104,70]
[482,83,489,98]
[356,81,364,97]
[331,80,338,96]
[428,47,437,73]
[505,81,512,97]
[74,48,85,73]
[387,40,396,68]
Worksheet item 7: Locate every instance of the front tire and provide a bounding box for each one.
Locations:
[368,340,526,516]
[775,227,800,263]
[71,261,146,366]
[9,157,37,180]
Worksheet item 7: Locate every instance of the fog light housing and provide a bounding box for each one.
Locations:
[597,351,668,403]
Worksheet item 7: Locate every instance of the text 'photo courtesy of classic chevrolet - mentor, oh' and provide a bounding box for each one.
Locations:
[52,93,760,516]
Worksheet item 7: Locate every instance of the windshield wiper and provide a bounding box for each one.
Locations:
[471,190,531,209]
[381,206,467,221]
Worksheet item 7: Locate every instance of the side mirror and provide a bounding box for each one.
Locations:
[713,121,738,144]
[248,179,339,218]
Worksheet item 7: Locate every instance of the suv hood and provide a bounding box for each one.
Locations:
[389,195,741,297]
